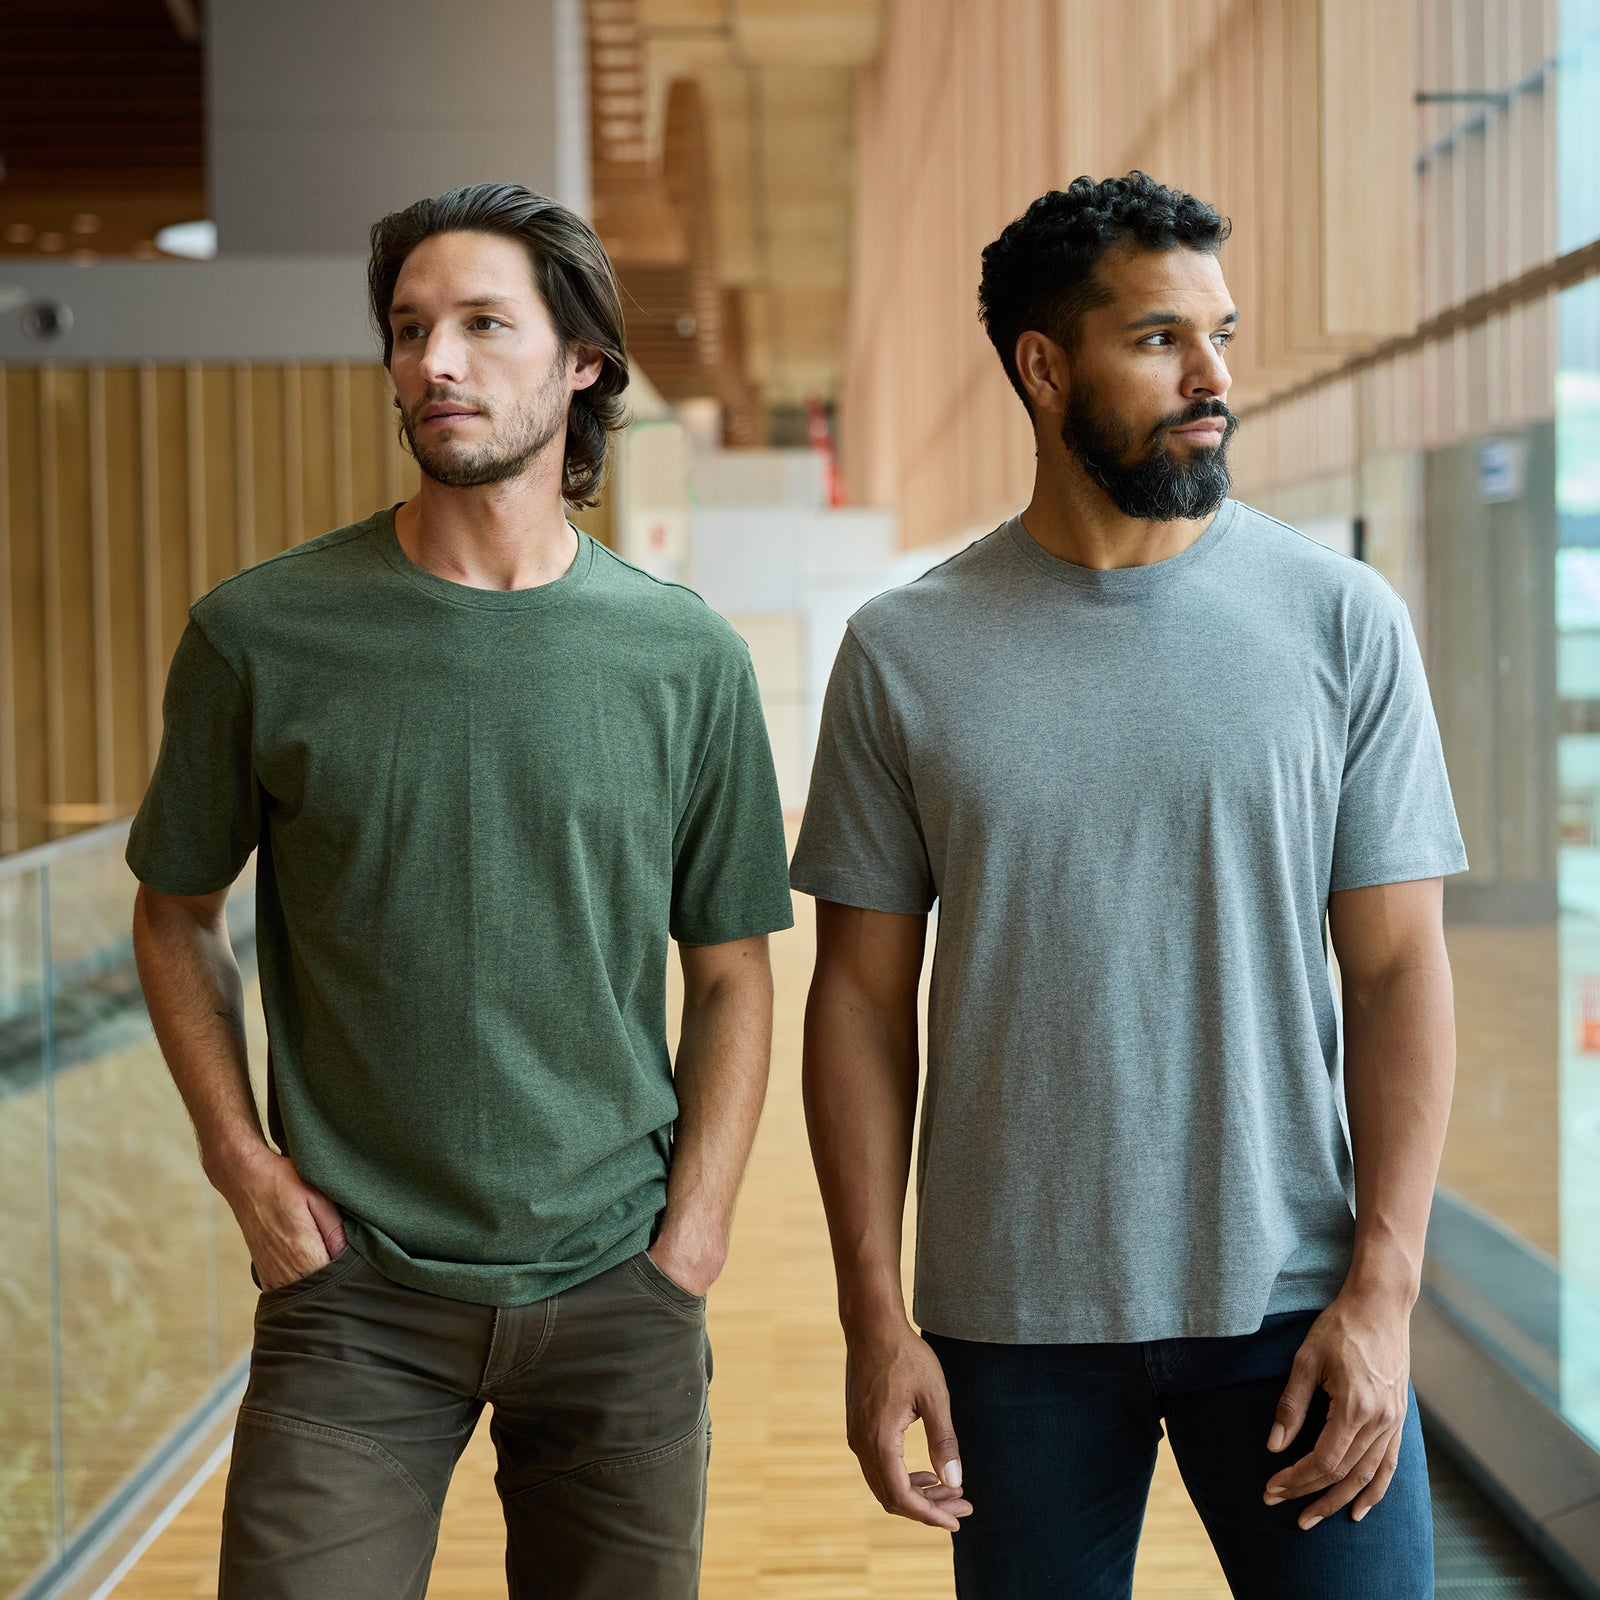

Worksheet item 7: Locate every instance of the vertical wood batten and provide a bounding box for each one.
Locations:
[0,370,15,854]
[234,365,256,571]
[282,365,304,550]
[37,368,65,836]
[139,364,164,773]
[185,365,208,604]
[333,364,354,527]
[88,369,115,809]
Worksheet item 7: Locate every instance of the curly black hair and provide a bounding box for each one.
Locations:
[978,173,1231,409]
[368,183,630,507]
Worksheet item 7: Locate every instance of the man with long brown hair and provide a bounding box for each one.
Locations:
[128,183,792,1598]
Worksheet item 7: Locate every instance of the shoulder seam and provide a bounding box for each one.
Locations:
[1236,503,1369,569]
[198,518,380,601]
[590,540,751,656]
[183,611,249,697]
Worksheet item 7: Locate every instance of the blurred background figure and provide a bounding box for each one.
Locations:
[2,3,1600,1598]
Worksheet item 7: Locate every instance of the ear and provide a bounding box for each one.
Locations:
[1014,330,1069,418]
[567,340,605,393]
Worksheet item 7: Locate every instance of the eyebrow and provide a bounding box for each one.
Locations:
[1126,307,1240,331]
[388,296,517,320]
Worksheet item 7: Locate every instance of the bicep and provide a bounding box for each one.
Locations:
[677,933,773,1007]
[810,901,927,1017]
[134,881,232,937]
[1327,877,1448,1002]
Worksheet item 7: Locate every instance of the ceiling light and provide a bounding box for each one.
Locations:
[3,222,33,244]
[37,232,64,252]
[154,219,217,260]
[70,213,100,235]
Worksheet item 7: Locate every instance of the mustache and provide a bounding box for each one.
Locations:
[1148,400,1237,443]
[405,388,490,420]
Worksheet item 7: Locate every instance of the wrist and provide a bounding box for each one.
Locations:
[652,1211,729,1270]
[838,1278,912,1345]
[1341,1250,1422,1312]
[202,1135,279,1201]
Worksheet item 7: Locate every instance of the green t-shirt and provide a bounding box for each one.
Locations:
[128,506,794,1306]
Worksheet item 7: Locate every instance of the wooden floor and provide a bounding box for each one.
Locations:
[110,882,1232,1599]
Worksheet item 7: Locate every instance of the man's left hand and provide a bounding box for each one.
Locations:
[647,1218,727,1299]
[1263,1289,1411,1529]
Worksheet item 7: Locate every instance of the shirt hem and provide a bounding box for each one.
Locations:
[345,1216,657,1308]
[671,905,797,946]
[1328,852,1469,893]
[912,1278,1344,1345]
[788,867,933,917]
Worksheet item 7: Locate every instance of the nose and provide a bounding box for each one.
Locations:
[419,325,466,388]
[1185,336,1232,402]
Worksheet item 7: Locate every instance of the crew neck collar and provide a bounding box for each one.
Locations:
[375,504,595,611]
[1006,499,1238,594]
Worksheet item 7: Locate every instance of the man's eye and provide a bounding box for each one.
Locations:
[397,325,424,342]
[1213,331,1234,347]
[1141,333,1172,346]
[471,316,504,331]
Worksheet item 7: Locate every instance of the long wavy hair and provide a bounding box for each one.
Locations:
[368,183,630,507]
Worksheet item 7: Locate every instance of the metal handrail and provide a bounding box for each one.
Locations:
[0,819,133,882]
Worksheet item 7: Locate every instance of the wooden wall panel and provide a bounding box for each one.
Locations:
[103,369,147,814]
[1321,0,1417,339]
[845,0,1577,548]
[843,0,1428,547]
[6,371,48,848]
[47,369,99,819]
[0,362,423,852]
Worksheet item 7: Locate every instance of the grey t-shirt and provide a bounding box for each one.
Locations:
[789,500,1468,1344]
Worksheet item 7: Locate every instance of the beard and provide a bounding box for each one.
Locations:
[1061,378,1237,521]
[400,355,569,490]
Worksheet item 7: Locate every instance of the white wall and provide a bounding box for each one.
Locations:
[685,478,953,809]
[207,0,589,254]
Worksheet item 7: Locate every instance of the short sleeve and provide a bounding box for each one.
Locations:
[789,627,934,914]
[126,618,260,896]
[670,648,795,945]
[1330,593,1468,893]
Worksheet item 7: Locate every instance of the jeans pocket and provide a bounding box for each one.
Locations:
[629,1249,707,1316]
[256,1243,360,1305]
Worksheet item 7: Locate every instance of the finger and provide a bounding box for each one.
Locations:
[920,1382,964,1494]
[877,1462,965,1530]
[863,1428,962,1532]
[1266,1414,1383,1505]
[1350,1437,1402,1523]
[1297,1434,1390,1529]
[1268,1344,1321,1452]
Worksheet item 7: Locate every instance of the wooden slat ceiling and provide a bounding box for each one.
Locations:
[0,0,875,426]
[629,0,882,410]
[0,0,205,259]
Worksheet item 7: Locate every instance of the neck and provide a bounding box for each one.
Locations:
[1020,433,1220,571]
[393,454,578,592]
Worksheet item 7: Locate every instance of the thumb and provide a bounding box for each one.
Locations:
[1269,1344,1319,1453]
[303,1187,347,1255]
[921,1386,963,1491]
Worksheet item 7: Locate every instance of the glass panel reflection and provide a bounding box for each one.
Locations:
[0,868,58,1595]
[49,837,220,1539]
[1557,272,1600,1445]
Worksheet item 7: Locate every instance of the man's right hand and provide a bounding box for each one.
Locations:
[215,1146,347,1291]
[844,1319,973,1532]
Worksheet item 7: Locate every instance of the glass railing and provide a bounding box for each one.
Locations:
[0,822,262,1600]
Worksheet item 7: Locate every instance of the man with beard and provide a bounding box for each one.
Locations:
[791,173,1463,1598]
[127,183,793,1599]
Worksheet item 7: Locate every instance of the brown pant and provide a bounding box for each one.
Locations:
[219,1246,712,1599]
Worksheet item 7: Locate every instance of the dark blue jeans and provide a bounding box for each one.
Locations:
[925,1310,1433,1599]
